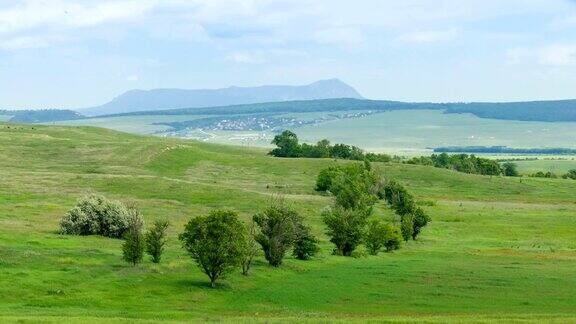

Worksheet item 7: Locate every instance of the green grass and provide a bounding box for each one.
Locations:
[513,159,576,175]
[1,123,576,322]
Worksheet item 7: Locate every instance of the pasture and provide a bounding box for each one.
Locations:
[1,123,576,322]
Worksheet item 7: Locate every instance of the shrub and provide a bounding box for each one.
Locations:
[364,217,387,255]
[179,209,247,288]
[59,195,130,238]
[292,223,320,260]
[122,210,145,266]
[253,203,298,267]
[242,220,259,276]
[323,207,366,256]
[145,219,169,264]
[563,169,576,180]
[383,224,402,252]
[502,162,519,177]
[411,207,431,240]
[400,216,414,242]
[383,180,416,216]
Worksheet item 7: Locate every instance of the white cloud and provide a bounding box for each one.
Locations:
[398,28,461,44]
[540,44,576,66]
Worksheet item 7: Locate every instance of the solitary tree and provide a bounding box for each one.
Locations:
[145,219,169,264]
[122,209,145,266]
[269,130,300,157]
[253,203,298,267]
[179,210,247,288]
[503,162,519,177]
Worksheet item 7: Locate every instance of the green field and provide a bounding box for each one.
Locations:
[1,123,576,323]
[57,110,576,155]
[513,159,576,175]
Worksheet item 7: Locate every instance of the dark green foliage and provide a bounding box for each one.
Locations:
[411,207,431,240]
[531,171,557,178]
[59,195,130,238]
[269,131,392,162]
[502,162,519,177]
[145,219,169,264]
[179,209,247,288]
[269,130,300,157]
[407,153,503,176]
[253,203,299,267]
[122,210,145,266]
[364,217,387,255]
[400,216,414,242]
[563,169,576,180]
[323,207,366,256]
[383,225,403,252]
[383,180,416,216]
[315,166,342,191]
[292,223,320,260]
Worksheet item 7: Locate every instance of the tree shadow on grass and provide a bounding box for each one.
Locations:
[174,278,232,291]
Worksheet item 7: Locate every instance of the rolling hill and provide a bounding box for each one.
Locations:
[1,123,576,322]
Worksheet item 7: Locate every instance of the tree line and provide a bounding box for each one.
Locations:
[406,153,519,176]
[269,130,393,162]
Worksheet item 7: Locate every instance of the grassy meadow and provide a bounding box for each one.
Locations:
[1,123,576,322]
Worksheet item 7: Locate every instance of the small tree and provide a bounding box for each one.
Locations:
[323,207,366,256]
[253,203,298,267]
[364,217,387,255]
[503,162,519,177]
[383,224,402,252]
[400,216,414,242]
[179,209,247,288]
[411,207,430,240]
[292,223,320,260]
[122,209,145,266]
[145,219,169,264]
[242,219,259,276]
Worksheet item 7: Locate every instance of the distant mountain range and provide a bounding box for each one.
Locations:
[79,79,363,116]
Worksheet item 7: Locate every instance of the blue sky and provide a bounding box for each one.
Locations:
[2,0,576,109]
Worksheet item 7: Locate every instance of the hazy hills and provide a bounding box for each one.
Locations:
[80,79,363,116]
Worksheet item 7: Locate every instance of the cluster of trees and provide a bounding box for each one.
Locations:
[406,153,517,176]
[269,130,393,162]
[531,169,576,180]
[317,161,430,256]
[59,196,169,266]
[179,202,318,287]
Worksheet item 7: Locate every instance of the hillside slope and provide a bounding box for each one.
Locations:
[80,79,363,116]
[1,124,576,322]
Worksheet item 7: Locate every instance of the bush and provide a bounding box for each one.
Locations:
[253,203,299,267]
[242,220,259,276]
[122,210,145,266]
[400,216,414,242]
[502,162,519,177]
[563,169,576,180]
[383,180,416,216]
[145,219,169,264]
[323,207,366,256]
[59,195,130,238]
[411,207,431,240]
[383,224,402,252]
[292,223,320,260]
[364,217,387,255]
[179,209,247,288]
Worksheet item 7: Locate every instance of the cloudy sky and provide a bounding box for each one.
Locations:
[2,0,576,109]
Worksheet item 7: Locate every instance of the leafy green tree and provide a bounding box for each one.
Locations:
[292,223,320,260]
[253,204,298,267]
[411,207,431,240]
[503,162,519,177]
[145,219,169,264]
[364,217,387,255]
[383,224,402,252]
[400,216,414,242]
[122,210,145,266]
[179,209,247,288]
[323,207,366,256]
[269,130,300,157]
[383,180,416,216]
[59,195,130,238]
[563,169,576,180]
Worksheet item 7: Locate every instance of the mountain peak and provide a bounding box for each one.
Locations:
[80,79,363,116]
